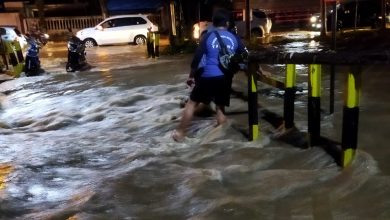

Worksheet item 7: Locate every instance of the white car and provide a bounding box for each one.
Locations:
[76,14,158,48]
[234,9,272,38]
[0,26,28,50]
[193,9,272,40]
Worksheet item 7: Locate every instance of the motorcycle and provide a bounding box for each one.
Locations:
[36,32,49,46]
[24,37,42,77]
[66,35,87,72]
[29,30,49,47]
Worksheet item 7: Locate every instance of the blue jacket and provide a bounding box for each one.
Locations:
[191,29,246,78]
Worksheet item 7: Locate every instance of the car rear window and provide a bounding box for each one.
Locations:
[13,28,22,37]
[131,17,147,25]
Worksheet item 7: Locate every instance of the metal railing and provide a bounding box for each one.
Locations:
[25,16,103,33]
[246,49,390,167]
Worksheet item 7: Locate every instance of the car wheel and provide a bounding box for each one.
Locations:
[84,39,96,48]
[134,35,146,45]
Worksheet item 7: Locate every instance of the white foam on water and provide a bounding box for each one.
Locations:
[0,55,388,219]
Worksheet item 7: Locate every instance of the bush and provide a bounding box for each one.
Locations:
[161,38,198,55]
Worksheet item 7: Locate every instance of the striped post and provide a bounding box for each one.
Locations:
[146,31,154,58]
[284,64,296,129]
[341,66,361,167]
[308,64,322,146]
[248,61,259,141]
[154,32,160,58]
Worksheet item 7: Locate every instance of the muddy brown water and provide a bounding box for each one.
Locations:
[0,37,389,219]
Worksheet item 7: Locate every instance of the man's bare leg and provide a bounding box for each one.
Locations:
[215,105,227,126]
[173,100,198,141]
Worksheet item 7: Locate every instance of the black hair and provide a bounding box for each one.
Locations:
[212,9,229,27]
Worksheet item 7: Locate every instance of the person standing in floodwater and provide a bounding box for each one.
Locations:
[172,9,247,142]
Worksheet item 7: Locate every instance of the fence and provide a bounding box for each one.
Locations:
[24,14,164,36]
[246,49,390,168]
[25,16,104,34]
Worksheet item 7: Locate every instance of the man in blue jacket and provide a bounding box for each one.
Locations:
[172,9,247,142]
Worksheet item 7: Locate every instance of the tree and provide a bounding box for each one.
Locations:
[36,0,45,30]
[98,0,108,19]
[381,0,386,30]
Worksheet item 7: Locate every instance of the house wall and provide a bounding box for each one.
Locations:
[233,0,320,11]
[4,2,24,11]
[233,0,320,26]
[0,13,24,31]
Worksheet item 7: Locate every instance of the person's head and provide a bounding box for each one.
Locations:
[212,9,229,28]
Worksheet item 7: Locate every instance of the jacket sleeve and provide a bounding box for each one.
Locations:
[235,35,248,55]
[190,32,211,76]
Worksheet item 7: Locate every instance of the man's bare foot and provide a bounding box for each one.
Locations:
[216,117,227,126]
[172,129,185,142]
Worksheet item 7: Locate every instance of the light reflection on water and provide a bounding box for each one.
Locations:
[0,43,389,219]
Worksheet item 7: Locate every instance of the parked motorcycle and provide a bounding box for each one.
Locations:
[66,35,87,72]
[28,30,49,47]
[36,32,49,46]
[24,37,42,76]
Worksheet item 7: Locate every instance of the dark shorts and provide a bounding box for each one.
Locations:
[190,75,232,106]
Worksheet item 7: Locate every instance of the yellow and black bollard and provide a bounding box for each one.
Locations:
[147,31,154,58]
[248,61,260,141]
[308,64,322,146]
[283,64,296,129]
[147,31,160,58]
[341,66,361,167]
[153,32,160,58]
[4,39,24,77]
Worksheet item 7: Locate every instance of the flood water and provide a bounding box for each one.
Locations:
[1,33,390,219]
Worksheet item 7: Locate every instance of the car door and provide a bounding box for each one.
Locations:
[123,17,148,43]
[113,17,136,43]
[96,18,122,45]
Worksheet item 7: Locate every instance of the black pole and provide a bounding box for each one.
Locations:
[354,0,358,31]
[330,2,337,115]
[381,0,386,30]
[321,0,327,36]
[245,0,250,41]
[331,1,337,50]
[330,65,335,114]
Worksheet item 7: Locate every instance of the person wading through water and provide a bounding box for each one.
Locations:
[172,8,247,142]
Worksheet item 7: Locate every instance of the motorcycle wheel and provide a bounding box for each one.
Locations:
[66,63,75,72]
[24,59,35,77]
